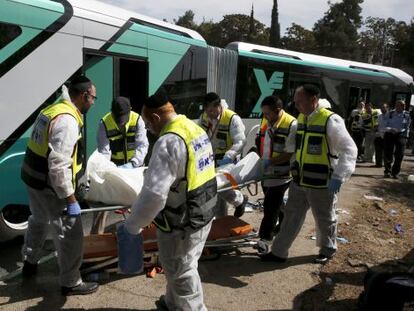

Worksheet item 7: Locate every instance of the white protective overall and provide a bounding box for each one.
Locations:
[22,112,83,287]
[271,108,357,258]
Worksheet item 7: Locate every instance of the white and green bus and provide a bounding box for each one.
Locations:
[1,0,412,241]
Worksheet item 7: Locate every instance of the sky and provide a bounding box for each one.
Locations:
[100,0,414,34]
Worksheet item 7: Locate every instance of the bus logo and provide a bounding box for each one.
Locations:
[251,69,285,117]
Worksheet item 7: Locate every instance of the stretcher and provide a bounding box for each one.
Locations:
[81,214,258,277]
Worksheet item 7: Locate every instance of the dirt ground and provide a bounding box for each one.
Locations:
[1,154,414,310]
[299,153,414,311]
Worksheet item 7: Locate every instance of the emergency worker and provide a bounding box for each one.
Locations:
[21,76,99,295]
[93,96,148,234]
[256,95,297,249]
[122,90,217,310]
[361,102,381,163]
[260,84,357,264]
[199,92,247,217]
[349,101,365,161]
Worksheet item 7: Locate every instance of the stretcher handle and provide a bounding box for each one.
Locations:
[217,179,261,193]
[80,205,129,214]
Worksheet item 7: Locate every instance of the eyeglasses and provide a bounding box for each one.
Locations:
[86,92,98,100]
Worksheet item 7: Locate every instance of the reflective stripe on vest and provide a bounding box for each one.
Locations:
[153,115,217,232]
[21,100,84,190]
[200,108,236,161]
[361,109,380,130]
[351,111,363,131]
[263,111,296,180]
[292,108,334,188]
[102,111,140,165]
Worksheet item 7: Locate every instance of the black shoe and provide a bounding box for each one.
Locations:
[392,174,398,179]
[61,282,99,296]
[314,253,333,264]
[234,194,248,218]
[384,173,391,178]
[22,261,37,278]
[155,295,169,311]
[371,164,382,168]
[259,252,287,263]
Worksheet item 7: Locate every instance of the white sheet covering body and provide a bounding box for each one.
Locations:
[84,151,262,206]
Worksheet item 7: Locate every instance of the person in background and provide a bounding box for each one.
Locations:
[383,100,411,179]
[349,101,365,162]
[373,103,389,168]
[20,76,99,295]
[361,103,381,163]
[92,96,148,234]
[122,90,217,310]
[199,92,248,218]
[260,84,357,264]
[256,95,297,252]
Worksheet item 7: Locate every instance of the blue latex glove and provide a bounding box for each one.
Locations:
[328,178,342,195]
[118,162,134,169]
[66,201,81,217]
[117,223,144,274]
[217,156,233,166]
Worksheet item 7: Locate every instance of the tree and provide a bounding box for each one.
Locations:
[313,0,363,59]
[214,14,269,47]
[174,10,197,30]
[281,23,317,52]
[393,19,414,74]
[269,0,281,47]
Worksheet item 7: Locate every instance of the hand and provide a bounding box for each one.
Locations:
[217,156,233,166]
[66,201,81,216]
[118,162,134,169]
[328,178,342,195]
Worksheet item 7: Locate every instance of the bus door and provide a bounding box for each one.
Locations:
[83,52,148,158]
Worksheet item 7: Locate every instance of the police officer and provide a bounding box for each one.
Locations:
[97,96,148,168]
[260,84,357,264]
[199,92,247,217]
[256,95,297,248]
[122,90,217,310]
[21,76,99,295]
[383,100,411,178]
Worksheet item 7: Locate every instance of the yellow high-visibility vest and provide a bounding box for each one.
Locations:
[292,108,335,188]
[102,111,140,165]
[200,108,237,160]
[153,115,217,232]
[21,100,84,190]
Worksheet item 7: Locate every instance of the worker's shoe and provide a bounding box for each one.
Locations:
[392,174,398,179]
[314,253,334,264]
[22,260,37,278]
[234,194,248,218]
[259,252,287,263]
[155,295,169,311]
[61,282,99,296]
[384,173,391,178]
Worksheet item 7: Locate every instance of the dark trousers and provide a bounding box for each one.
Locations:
[259,182,290,241]
[352,130,364,158]
[384,132,407,176]
[374,136,384,167]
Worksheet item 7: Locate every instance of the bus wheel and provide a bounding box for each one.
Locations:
[0,205,30,242]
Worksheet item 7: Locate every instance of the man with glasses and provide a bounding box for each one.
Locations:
[21,76,99,295]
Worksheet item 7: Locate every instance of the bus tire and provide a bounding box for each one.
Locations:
[0,205,30,243]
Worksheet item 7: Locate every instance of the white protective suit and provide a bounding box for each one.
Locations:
[96,117,149,167]
[125,116,211,311]
[198,100,246,214]
[22,106,84,287]
[271,106,357,258]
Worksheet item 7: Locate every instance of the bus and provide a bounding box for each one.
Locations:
[0,0,412,241]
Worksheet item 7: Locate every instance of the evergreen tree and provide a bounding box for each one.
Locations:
[269,0,281,47]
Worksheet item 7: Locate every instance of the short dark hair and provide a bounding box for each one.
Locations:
[144,88,170,109]
[261,95,283,109]
[68,75,93,98]
[299,84,320,98]
[203,92,221,107]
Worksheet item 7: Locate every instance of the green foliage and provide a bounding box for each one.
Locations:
[313,0,363,59]
[281,23,317,52]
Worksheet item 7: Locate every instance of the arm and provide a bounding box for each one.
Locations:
[47,114,79,200]
[326,115,357,182]
[225,115,246,160]
[125,134,186,233]
[130,117,149,167]
[96,121,111,160]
